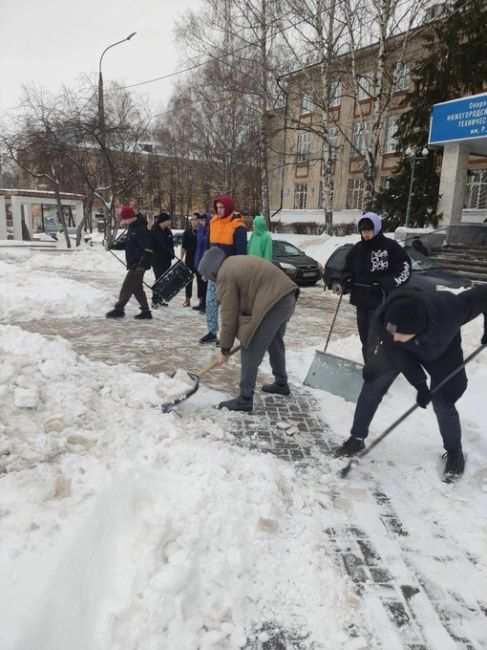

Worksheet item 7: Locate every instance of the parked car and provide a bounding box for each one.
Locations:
[172,229,184,247]
[272,239,323,286]
[323,243,472,293]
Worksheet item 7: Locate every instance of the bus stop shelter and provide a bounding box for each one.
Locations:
[0,189,85,240]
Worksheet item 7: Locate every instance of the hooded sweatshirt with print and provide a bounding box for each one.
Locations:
[247,215,273,261]
[209,195,247,257]
[344,212,411,310]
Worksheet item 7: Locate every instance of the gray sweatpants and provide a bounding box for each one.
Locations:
[239,292,296,399]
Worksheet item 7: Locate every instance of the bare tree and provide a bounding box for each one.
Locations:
[2,82,152,248]
[339,0,431,208]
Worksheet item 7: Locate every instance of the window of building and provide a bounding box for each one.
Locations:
[384,115,400,154]
[297,132,311,163]
[294,183,308,209]
[393,64,410,92]
[351,121,368,158]
[357,73,374,101]
[327,126,339,160]
[329,81,342,108]
[301,92,313,114]
[465,169,487,209]
[346,178,364,209]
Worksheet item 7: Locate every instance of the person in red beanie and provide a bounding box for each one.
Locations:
[106,205,154,319]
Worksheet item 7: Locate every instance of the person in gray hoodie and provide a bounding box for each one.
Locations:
[198,247,299,412]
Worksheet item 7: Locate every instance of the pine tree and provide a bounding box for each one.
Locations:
[376,0,487,229]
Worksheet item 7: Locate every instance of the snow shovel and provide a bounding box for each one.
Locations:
[161,345,241,413]
[340,344,486,478]
[303,290,364,402]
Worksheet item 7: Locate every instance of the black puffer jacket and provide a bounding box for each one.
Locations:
[364,285,487,402]
[111,216,153,270]
[150,225,174,266]
[345,233,411,310]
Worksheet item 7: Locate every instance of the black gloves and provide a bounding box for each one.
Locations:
[342,277,353,295]
[416,383,432,409]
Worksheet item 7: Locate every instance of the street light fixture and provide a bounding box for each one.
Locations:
[98,32,137,148]
[404,146,429,228]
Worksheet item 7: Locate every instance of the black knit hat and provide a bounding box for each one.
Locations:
[156,212,171,224]
[385,297,429,335]
[358,217,374,231]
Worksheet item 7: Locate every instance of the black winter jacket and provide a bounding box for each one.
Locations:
[181,227,197,267]
[111,217,153,270]
[150,225,174,266]
[344,233,411,310]
[364,285,487,402]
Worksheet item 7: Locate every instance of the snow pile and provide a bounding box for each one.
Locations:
[0,259,112,322]
[0,324,362,649]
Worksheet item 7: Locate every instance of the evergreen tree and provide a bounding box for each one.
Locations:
[376,0,487,229]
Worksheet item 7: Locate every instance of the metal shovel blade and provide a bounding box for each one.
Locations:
[303,350,363,402]
[160,372,199,413]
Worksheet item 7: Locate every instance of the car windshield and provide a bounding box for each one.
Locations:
[406,247,437,271]
[273,241,302,256]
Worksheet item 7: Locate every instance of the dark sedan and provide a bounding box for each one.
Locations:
[324,243,472,293]
[272,239,323,285]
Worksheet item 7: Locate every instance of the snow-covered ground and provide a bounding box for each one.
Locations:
[1,237,486,649]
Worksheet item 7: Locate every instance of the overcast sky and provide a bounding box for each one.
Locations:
[0,0,201,117]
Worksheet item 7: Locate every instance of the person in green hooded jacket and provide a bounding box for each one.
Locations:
[247,215,273,261]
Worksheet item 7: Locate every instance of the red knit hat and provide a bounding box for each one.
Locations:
[120,205,136,221]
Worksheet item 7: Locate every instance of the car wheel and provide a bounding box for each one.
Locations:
[330,279,343,295]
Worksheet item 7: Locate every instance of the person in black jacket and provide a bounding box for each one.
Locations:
[106,205,154,319]
[344,212,411,361]
[334,284,487,479]
[181,214,198,306]
[150,212,174,282]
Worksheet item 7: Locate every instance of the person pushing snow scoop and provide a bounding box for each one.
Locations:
[335,283,487,482]
[187,247,299,413]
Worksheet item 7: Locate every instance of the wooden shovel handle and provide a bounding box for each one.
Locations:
[196,345,241,379]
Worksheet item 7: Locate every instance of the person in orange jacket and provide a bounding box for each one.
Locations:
[200,195,247,344]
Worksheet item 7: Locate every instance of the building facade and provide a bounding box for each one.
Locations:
[268,25,487,232]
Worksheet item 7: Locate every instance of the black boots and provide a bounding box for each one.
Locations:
[334,436,365,458]
[443,449,465,479]
[134,310,153,320]
[262,381,290,396]
[218,396,253,412]
[200,332,217,344]
[106,308,125,318]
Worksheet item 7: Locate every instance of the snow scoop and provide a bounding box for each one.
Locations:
[161,345,241,413]
[340,344,486,478]
[151,260,194,306]
[303,290,363,402]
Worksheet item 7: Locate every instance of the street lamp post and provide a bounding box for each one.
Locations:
[404,146,429,228]
[97,33,136,245]
[98,32,136,149]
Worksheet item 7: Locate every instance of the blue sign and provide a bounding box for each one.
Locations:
[429,92,487,145]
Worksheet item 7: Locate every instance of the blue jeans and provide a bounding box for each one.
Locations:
[351,372,462,451]
[205,281,218,334]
